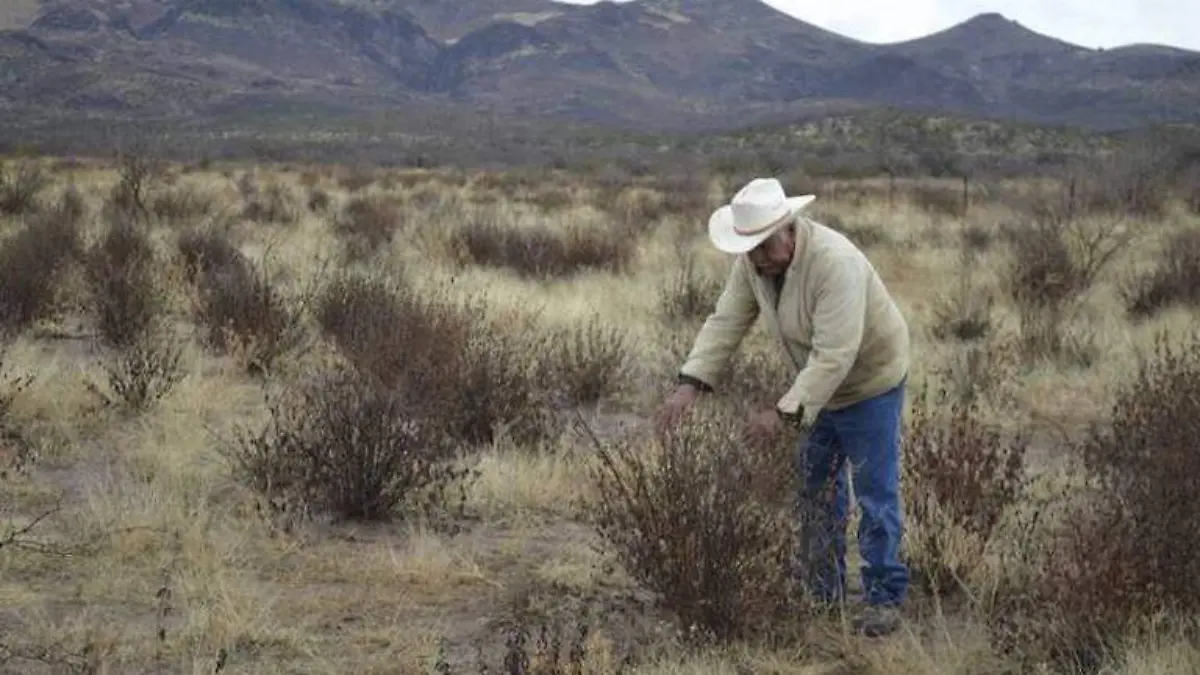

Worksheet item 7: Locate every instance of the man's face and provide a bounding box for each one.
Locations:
[747,227,794,277]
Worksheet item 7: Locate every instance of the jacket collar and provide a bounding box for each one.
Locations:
[742,216,812,371]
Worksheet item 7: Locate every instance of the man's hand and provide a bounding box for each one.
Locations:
[655,383,700,434]
[745,406,784,446]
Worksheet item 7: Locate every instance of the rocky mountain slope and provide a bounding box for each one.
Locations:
[1,0,1198,135]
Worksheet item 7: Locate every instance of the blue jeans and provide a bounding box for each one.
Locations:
[796,380,909,607]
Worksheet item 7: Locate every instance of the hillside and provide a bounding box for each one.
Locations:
[0,0,1198,155]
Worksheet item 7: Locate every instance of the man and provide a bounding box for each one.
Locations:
[656,177,911,638]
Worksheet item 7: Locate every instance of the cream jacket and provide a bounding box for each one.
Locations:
[679,216,910,425]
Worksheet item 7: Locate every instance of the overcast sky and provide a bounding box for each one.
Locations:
[558,0,1200,51]
[761,0,1198,50]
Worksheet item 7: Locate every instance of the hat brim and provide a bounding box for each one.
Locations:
[707,195,816,254]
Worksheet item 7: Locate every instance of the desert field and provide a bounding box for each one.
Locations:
[0,153,1197,674]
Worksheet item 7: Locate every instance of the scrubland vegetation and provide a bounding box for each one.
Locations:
[0,146,1198,674]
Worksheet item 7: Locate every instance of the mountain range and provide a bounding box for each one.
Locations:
[1,0,1199,139]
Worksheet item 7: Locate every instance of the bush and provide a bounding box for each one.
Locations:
[909,182,967,218]
[84,216,164,349]
[86,328,186,412]
[0,161,48,216]
[315,272,549,447]
[993,333,1200,670]
[176,227,243,285]
[0,188,84,335]
[239,175,300,225]
[586,405,801,644]
[104,152,161,224]
[1120,228,1200,318]
[534,316,632,408]
[151,185,215,226]
[82,215,186,411]
[454,211,634,279]
[1002,215,1131,361]
[931,241,994,343]
[902,382,1028,596]
[229,361,473,523]
[332,194,400,262]
[659,252,720,326]
[186,240,308,376]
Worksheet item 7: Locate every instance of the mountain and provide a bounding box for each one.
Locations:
[1,0,1198,145]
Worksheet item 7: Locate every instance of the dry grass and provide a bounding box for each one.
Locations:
[0,154,1196,674]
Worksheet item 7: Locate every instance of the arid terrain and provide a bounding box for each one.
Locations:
[0,149,1198,674]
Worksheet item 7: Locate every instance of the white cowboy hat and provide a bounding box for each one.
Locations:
[707,178,816,254]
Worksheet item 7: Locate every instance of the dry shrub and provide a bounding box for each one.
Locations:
[315,272,550,447]
[930,287,992,342]
[0,341,36,475]
[479,615,617,675]
[989,333,1200,671]
[104,152,162,224]
[239,174,300,225]
[185,238,308,375]
[332,194,400,262]
[176,226,243,285]
[1072,151,1173,220]
[609,186,666,226]
[454,212,635,279]
[83,215,185,411]
[0,187,84,335]
[659,252,721,326]
[707,348,796,418]
[1184,167,1200,215]
[932,335,1022,411]
[902,382,1028,597]
[1120,228,1200,318]
[652,170,712,222]
[337,168,377,192]
[909,181,967,218]
[1024,148,1174,223]
[1046,334,1200,660]
[534,317,632,408]
[961,222,994,252]
[585,404,801,644]
[228,360,474,523]
[931,239,994,342]
[84,216,164,349]
[306,187,331,213]
[1002,214,1132,361]
[598,170,711,232]
[525,185,574,212]
[86,329,186,412]
[0,161,48,216]
[150,184,216,225]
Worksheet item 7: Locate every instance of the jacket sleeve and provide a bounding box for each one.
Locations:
[678,258,760,390]
[776,252,867,423]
